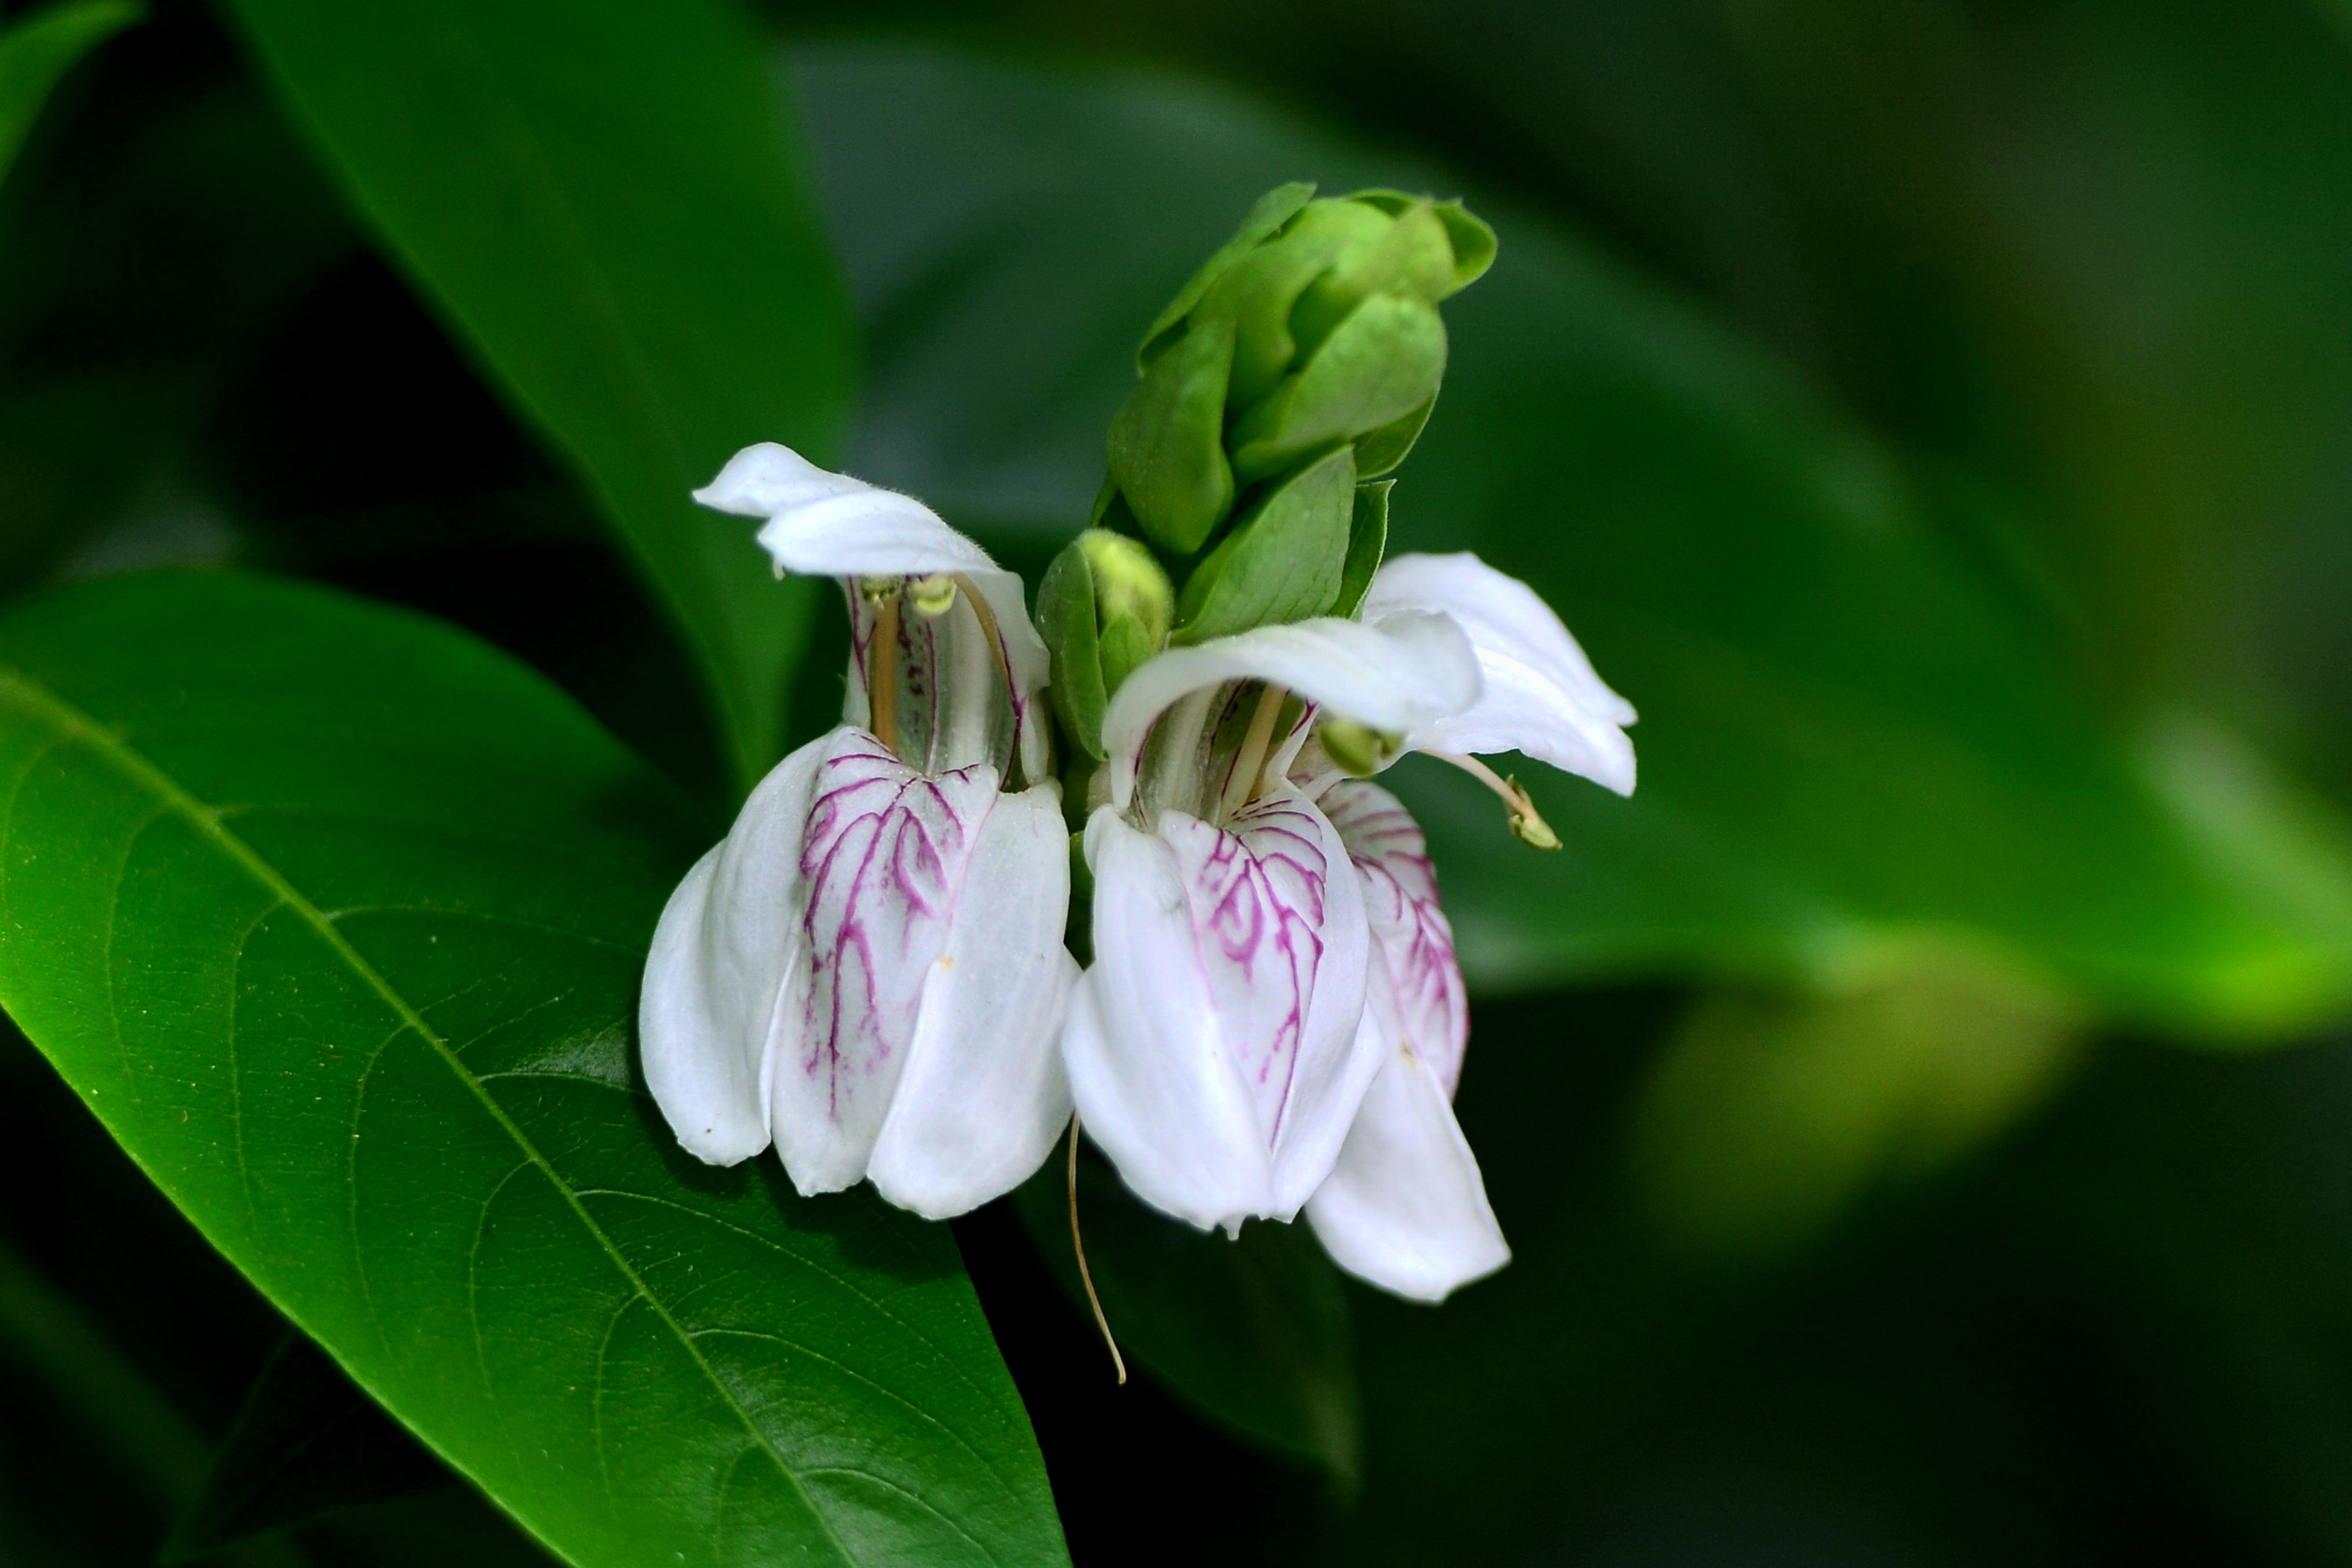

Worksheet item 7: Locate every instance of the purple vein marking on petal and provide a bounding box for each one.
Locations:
[1164,793,1335,1148]
[796,731,992,1124]
[843,581,874,709]
[1321,780,1466,1093]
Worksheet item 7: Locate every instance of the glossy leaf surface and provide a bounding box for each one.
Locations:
[223,0,858,793]
[0,571,1066,1568]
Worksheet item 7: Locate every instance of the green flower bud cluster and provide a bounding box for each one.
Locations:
[1042,182,1495,759]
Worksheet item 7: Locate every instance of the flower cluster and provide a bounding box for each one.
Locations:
[640,185,1634,1303]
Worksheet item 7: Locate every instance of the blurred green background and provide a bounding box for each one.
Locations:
[10,0,2352,1562]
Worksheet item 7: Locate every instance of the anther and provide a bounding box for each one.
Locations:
[1432,750,1563,851]
[1317,718,1403,778]
[907,574,958,619]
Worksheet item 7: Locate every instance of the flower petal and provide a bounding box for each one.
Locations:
[1063,808,1277,1230]
[697,442,1050,781]
[640,732,829,1165]
[1067,789,1377,1229]
[867,782,1077,1219]
[1305,1032,1510,1303]
[767,728,1001,1195]
[1101,612,1482,810]
[1319,778,1466,1090]
[1364,551,1636,795]
[697,441,993,578]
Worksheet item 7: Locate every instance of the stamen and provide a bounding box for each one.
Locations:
[1067,1114,1126,1385]
[907,573,958,619]
[1432,750,1562,849]
[949,572,1034,787]
[1216,682,1289,822]
[868,589,903,760]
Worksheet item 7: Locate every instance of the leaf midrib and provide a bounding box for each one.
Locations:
[0,668,864,1568]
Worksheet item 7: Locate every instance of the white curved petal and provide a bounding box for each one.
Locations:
[767,729,1001,1195]
[1365,551,1637,796]
[1305,1040,1510,1303]
[867,782,1076,1219]
[1232,796,1379,1217]
[640,733,829,1165]
[1066,791,1375,1230]
[1320,779,1466,1089]
[1103,612,1482,810]
[697,442,992,578]
[1063,808,1279,1231]
[697,442,1050,779]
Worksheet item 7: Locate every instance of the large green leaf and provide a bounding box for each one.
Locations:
[222,0,858,794]
[789,40,2352,1034]
[0,571,1066,1568]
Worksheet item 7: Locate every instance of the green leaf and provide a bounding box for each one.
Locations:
[0,571,1066,1568]
[221,0,858,796]
[165,1330,448,1560]
[1013,1156,1360,1486]
[0,0,139,189]
[790,40,2352,1035]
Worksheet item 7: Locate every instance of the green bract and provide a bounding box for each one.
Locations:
[1100,182,1496,646]
[1174,444,1356,642]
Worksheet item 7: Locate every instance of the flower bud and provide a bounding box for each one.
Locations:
[1039,528,1176,760]
[1094,183,1495,677]
[1317,717,1405,777]
[1107,316,1234,556]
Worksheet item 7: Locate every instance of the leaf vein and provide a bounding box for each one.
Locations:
[0,669,863,1566]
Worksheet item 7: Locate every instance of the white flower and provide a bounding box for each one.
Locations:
[1299,552,1635,1301]
[639,444,1073,1219]
[1060,608,1485,1234]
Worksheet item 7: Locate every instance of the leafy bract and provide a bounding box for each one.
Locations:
[0,571,1066,1568]
[790,40,2352,1035]
[223,0,858,794]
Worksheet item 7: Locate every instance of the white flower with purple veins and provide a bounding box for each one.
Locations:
[1066,550,1635,1303]
[1060,607,1478,1233]
[639,443,1075,1219]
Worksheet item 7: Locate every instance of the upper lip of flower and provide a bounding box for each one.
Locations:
[1100,608,1484,821]
[694,441,1053,784]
